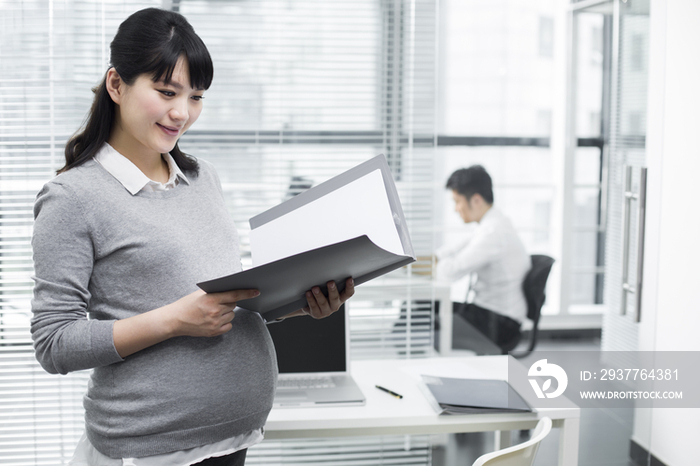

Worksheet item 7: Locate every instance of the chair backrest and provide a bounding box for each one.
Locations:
[512,255,554,357]
[522,255,555,323]
[472,417,552,466]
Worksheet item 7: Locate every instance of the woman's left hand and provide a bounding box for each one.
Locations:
[302,277,355,319]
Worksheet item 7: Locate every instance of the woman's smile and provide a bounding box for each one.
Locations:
[157,123,182,137]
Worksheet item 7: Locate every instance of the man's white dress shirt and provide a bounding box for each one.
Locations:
[436,207,531,323]
[69,143,263,466]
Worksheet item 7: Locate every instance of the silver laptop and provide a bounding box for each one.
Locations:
[267,305,366,408]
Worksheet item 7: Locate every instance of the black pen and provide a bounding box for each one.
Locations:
[375,385,403,399]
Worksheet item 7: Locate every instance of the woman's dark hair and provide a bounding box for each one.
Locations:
[445,165,494,204]
[59,8,213,174]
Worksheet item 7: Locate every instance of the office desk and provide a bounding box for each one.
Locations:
[265,356,580,466]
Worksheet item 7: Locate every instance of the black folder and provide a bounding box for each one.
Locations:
[197,155,415,322]
[421,376,532,415]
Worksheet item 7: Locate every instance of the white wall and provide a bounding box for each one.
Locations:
[634,0,700,464]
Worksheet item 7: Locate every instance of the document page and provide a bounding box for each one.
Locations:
[198,154,416,319]
[250,169,404,266]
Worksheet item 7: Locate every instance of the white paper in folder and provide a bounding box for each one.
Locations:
[250,168,404,266]
[197,154,415,321]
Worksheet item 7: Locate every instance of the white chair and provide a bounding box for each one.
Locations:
[472,417,552,466]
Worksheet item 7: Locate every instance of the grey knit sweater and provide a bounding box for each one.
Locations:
[30,158,277,459]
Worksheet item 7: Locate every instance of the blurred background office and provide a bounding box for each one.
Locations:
[1,0,698,465]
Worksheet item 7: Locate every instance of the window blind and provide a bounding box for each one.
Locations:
[1,2,155,464]
[0,0,437,464]
[246,435,431,465]
[179,0,438,360]
[602,0,649,352]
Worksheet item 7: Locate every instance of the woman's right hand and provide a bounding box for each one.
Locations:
[168,289,260,338]
[114,288,260,358]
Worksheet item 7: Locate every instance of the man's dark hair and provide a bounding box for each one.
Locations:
[445,165,494,204]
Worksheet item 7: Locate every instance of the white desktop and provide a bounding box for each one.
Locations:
[265,356,580,466]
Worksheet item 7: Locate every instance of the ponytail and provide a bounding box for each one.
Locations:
[58,76,113,174]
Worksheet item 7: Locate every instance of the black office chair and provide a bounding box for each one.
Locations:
[512,254,555,359]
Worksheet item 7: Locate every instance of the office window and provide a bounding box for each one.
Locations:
[1,3,153,464]
[437,0,611,317]
[0,0,436,464]
[591,26,603,66]
[628,111,644,135]
[539,16,555,58]
[536,109,553,137]
[590,111,601,136]
[437,0,560,314]
[569,11,607,309]
[630,33,645,72]
[179,0,438,359]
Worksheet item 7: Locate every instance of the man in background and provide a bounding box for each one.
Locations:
[436,165,531,353]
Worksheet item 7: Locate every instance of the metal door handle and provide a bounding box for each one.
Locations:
[621,166,647,322]
[634,168,647,322]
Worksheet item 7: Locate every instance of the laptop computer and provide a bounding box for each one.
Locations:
[267,305,366,408]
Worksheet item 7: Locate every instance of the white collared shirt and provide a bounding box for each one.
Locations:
[94,143,190,194]
[70,143,263,466]
[436,207,531,322]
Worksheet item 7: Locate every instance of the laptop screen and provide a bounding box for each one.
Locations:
[266,305,347,374]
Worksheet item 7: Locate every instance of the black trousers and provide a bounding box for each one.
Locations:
[454,302,521,354]
[192,449,247,466]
